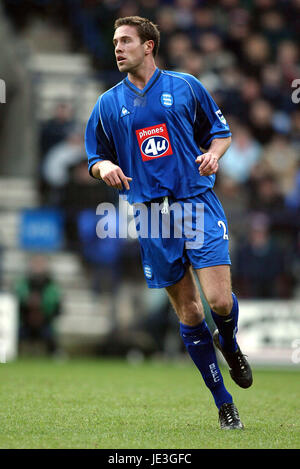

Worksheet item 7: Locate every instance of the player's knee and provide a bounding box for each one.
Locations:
[209,295,233,316]
[179,300,203,326]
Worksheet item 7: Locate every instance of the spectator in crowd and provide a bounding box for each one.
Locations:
[285,165,300,211]
[259,10,292,55]
[173,0,196,31]
[42,125,86,205]
[219,125,262,184]
[14,255,62,356]
[240,35,271,78]
[261,63,285,108]
[240,77,263,114]
[216,68,248,118]
[60,159,117,251]
[252,0,279,17]
[248,173,285,217]
[117,1,139,20]
[219,0,240,8]
[39,102,75,158]
[247,99,275,144]
[259,134,299,195]
[178,49,204,78]
[246,173,299,245]
[197,32,235,74]
[289,231,300,292]
[222,7,252,61]
[39,102,76,202]
[191,5,217,38]
[233,213,291,298]
[277,40,299,86]
[139,0,159,22]
[215,175,249,242]
[165,32,192,69]
[290,110,300,151]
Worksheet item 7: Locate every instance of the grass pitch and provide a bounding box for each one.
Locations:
[0,358,299,449]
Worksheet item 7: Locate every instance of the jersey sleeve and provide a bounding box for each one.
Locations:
[85,96,117,177]
[187,75,231,150]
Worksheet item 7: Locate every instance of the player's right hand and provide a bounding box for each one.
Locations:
[98,160,132,190]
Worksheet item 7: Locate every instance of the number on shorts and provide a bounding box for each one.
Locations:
[218,220,228,240]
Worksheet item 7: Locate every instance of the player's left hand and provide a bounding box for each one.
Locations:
[196,153,219,176]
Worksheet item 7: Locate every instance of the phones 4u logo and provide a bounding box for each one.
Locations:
[0,79,6,103]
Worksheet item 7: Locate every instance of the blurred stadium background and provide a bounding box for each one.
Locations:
[0,0,299,366]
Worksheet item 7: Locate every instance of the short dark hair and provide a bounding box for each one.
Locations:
[114,16,160,57]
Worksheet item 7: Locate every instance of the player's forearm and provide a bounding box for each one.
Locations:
[91,160,114,179]
[196,137,232,176]
[92,160,132,190]
[208,136,231,161]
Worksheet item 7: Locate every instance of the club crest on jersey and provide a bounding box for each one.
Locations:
[160,92,173,107]
[136,123,173,161]
[143,265,153,279]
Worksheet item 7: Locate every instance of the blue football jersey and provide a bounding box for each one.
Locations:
[85,68,231,204]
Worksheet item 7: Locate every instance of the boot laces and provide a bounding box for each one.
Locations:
[221,404,239,425]
[236,353,248,372]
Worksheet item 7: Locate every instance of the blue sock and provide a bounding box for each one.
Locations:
[180,320,233,409]
[211,292,239,353]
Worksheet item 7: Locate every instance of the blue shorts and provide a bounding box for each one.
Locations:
[134,189,231,288]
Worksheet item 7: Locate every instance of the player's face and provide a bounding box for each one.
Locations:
[113,25,148,73]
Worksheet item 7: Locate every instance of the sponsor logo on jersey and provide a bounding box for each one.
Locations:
[136,123,173,161]
[120,105,131,117]
[215,109,227,125]
[160,92,173,107]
